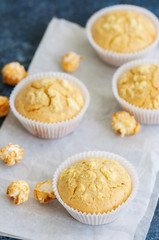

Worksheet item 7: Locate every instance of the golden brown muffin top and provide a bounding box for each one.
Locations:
[58,157,132,214]
[118,64,159,109]
[91,10,156,53]
[15,77,84,123]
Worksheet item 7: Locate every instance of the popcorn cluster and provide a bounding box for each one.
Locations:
[112,111,140,137]
[61,52,82,73]
[2,62,28,86]
[0,143,24,166]
[34,180,56,203]
[7,180,30,205]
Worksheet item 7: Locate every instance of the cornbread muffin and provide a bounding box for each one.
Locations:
[118,64,159,109]
[7,180,30,205]
[61,52,82,73]
[2,62,28,85]
[34,180,56,204]
[0,143,24,166]
[91,10,156,53]
[58,157,132,214]
[15,77,84,123]
[0,96,9,117]
[112,111,140,136]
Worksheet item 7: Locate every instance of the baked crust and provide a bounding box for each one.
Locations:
[58,157,132,214]
[92,10,156,53]
[15,77,84,123]
[118,64,159,109]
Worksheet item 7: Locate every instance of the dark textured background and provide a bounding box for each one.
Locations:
[0,0,159,239]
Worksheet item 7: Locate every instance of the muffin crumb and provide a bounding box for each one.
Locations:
[0,143,24,166]
[61,52,82,72]
[2,62,28,85]
[0,96,9,117]
[7,180,30,204]
[34,180,56,203]
[112,111,140,136]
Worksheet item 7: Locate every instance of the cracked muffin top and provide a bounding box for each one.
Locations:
[15,77,84,123]
[58,157,132,214]
[118,64,159,109]
[91,10,156,53]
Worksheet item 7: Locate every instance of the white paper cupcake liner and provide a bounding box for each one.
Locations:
[86,4,159,66]
[53,151,138,225]
[10,72,90,139]
[112,59,159,124]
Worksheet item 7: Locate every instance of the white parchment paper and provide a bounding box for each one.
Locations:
[0,18,159,240]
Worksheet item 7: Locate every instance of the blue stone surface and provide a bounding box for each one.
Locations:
[0,0,159,239]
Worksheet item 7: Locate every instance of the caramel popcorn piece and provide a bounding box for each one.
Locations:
[34,180,56,203]
[61,52,82,73]
[0,96,9,117]
[112,111,140,137]
[2,62,28,85]
[7,180,30,204]
[0,143,24,166]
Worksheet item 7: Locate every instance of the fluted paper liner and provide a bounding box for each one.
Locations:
[10,72,90,139]
[112,59,159,124]
[86,4,159,66]
[53,151,138,225]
